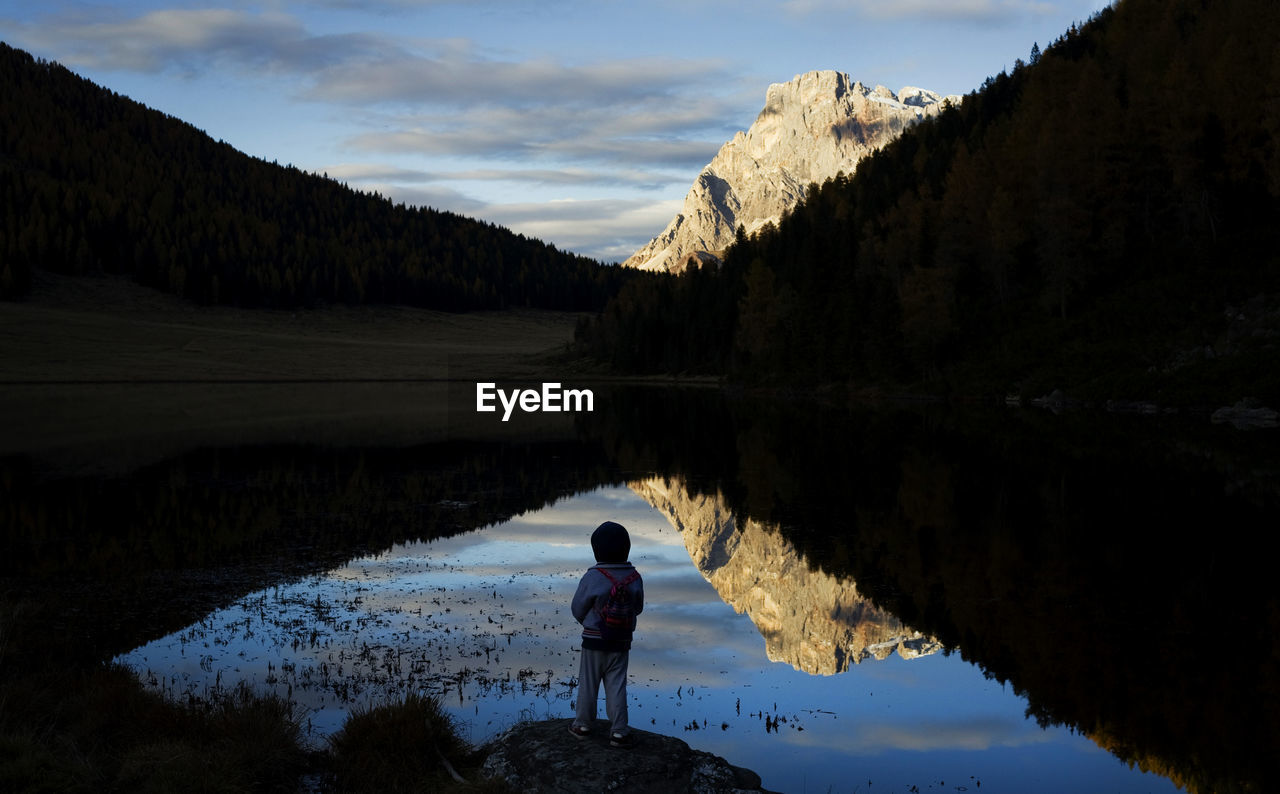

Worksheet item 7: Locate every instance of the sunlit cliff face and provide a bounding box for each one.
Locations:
[630,476,941,675]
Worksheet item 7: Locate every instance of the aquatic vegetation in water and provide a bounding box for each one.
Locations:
[113,485,1190,794]
[119,546,584,745]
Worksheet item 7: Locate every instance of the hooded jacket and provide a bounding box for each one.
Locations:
[571,562,644,651]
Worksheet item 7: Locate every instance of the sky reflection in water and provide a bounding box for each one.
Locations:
[117,485,1179,794]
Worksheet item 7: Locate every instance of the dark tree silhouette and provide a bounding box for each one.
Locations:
[0,42,633,311]
[576,0,1280,403]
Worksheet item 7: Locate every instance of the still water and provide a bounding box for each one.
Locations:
[116,481,1179,794]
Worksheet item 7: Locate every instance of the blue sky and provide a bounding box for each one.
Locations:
[2,0,1110,262]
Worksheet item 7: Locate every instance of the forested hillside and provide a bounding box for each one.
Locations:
[578,0,1280,403]
[0,42,626,310]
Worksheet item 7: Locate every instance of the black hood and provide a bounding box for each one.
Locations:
[590,521,631,563]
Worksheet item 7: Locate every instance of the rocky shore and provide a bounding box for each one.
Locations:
[481,719,777,794]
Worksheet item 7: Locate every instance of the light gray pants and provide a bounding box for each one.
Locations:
[573,647,630,736]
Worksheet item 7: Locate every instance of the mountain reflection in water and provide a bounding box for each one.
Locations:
[114,480,1173,794]
[4,385,1277,792]
[632,476,942,674]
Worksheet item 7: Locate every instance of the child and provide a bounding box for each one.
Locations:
[568,520,644,747]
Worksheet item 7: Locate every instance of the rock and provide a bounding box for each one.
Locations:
[1211,399,1279,429]
[1030,389,1082,412]
[480,719,775,794]
[1104,400,1161,415]
[623,70,960,273]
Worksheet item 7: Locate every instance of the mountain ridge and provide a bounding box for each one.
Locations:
[578,0,1280,405]
[623,70,960,273]
[0,42,625,310]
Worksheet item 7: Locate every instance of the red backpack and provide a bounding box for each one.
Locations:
[595,568,640,642]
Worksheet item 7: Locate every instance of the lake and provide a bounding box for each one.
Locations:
[4,383,1277,792]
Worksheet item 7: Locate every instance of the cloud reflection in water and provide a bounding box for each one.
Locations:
[116,483,1177,794]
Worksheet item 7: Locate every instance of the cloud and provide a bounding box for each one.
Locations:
[335,98,730,193]
[343,93,731,168]
[346,190,677,262]
[445,168,678,190]
[781,0,1056,23]
[297,0,539,10]
[11,4,742,259]
[481,198,685,262]
[325,191,680,262]
[314,47,738,172]
[322,162,677,189]
[321,163,442,184]
[12,7,386,74]
[330,179,488,212]
[18,6,736,171]
[783,715,1055,754]
[345,128,718,171]
[318,166,688,259]
[16,6,733,112]
[858,717,1052,752]
[306,49,728,108]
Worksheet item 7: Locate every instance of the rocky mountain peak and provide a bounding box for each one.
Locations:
[623,70,960,273]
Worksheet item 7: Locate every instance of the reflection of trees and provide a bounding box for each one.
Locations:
[589,389,1280,793]
[1,441,621,669]
[750,410,1277,794]
[5,386,1279,792]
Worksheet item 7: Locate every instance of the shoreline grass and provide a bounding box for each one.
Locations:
[328,694,512,793]
[0,664,307,792]
[0,657,506,793]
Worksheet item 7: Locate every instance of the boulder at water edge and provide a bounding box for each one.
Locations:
[480,719,777,794]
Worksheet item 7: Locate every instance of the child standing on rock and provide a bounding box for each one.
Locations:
[568,520,644,747]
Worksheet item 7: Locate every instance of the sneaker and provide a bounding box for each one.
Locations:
[609,732,634,748]
[567,724,590,739]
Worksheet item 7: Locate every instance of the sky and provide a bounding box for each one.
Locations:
[2,0,1111,262]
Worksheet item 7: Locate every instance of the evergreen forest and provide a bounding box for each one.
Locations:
[0,42,629,311]
[577,0,1280,403]
[4,0,1278,404]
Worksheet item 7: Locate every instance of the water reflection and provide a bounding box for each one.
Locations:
[116,481,1178,794]
[633,476,943,674]
[7,385,1278,792]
